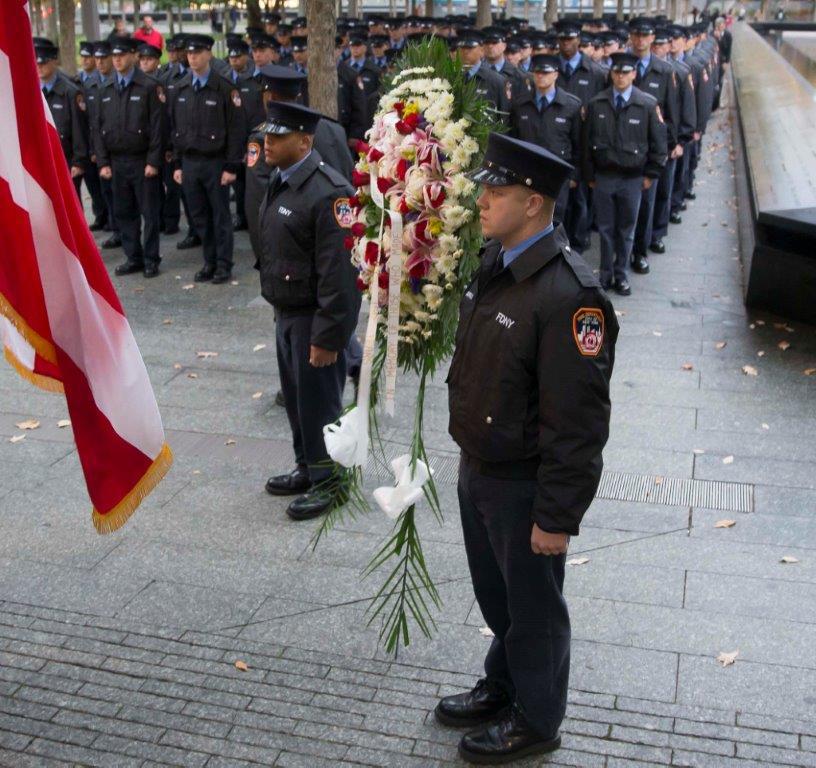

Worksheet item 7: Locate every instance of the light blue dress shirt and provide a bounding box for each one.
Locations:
[280,150,312,184]
[192,69,211,90]
[500,223,556,268]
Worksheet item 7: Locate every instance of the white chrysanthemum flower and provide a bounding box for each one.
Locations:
[450,175,476,199]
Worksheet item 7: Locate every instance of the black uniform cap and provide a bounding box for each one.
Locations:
[599,30,620,45]
[653,27,671,44]
[609,51,639,71]
[262,11,281,23]
[505,37,522,53]
[250,33,277,49]
[186,34,215,51]
[630,17,657,35]
[166,34,187,51]
[530,54,560,73]
[291,36,308,52]
[468,133,573,199]
[667,24,689,39]
[258,63,305,97]
[349,31,369,45]
[456,28,484,47]
[553,20,582,39]
[110,36,138,54]
[34,40,59,63]
[138,43,162,58]
[482,26,506,43]
[93,40,112,57]
[370,34,390,46]
[579,31,594,45]
[79,40,95,57]
[228,39,250,56]
[259,101,321,135]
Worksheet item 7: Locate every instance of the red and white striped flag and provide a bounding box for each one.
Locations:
[0,3,172,533]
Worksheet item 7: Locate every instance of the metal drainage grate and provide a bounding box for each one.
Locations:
[596,471,754,513]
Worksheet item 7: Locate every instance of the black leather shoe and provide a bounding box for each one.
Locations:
[176,234,202,250]
[670,212,683,224]
[194,266,216,282]
[684,191,696,200]
[286,484,345,521]
[114,260,143,276]
[143,264,160,279]
[601,279,613,291]
[232,216,248,231]
[211,268,232,284]
[435,678,511,728]
[275,390,285,407]
[649,239,666,254]
[631,255,650,274]
[101,234,122,249]
[614,279,632,296]
[458,704,561,765]
[89,218,106,232]
[266,466,311,496]
[163,224,180,236]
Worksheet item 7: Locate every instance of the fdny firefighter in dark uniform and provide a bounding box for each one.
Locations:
[257,102,360,521]
[95,37,165,278]
[455,29,510,118]
[583,52,667,296]
[168,34,245,284]
[509,54,582,224]
[441,133,617,764]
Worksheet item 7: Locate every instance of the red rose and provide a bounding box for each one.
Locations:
[352,170,370,188]
[409,261,429,279]
[377,177,395,194]
[343,235,355,250]
[367,147,384,162]
[393,101,405,115]
[356,276,368,292]
[378,271,390,289]
[395,158,410,182]
[364,241,379,265]
[403,113,419,129]
[355,140,370,155]
[351,222,366,238]
[398,197,411,215]
[429,187,446,209]
[396,120,416,135]
[349,195,361,210]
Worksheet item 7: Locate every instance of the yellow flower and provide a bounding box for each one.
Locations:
[428,218,443,237]
[401,146,417,161]
[403,101,421,116]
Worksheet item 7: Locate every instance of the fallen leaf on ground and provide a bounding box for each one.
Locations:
[479,627,495,638]
[715,341,727,350]
[614,310,625,317]
[681,363,694,371]
[173,363,182,370]
[187,373,198,379]
[57,419,71,428]
[778,341,790,351]
[9,434,25,443]
[252,391,263,400]
[196,351,218,359]
[192,470,201,475]
[174,275,181,280]
[780,555,799,564]
[181,284,195,291]
[742,365,758,376]
[15,420,40,430]
[225,439,236,446]
[230,281,239,286]
[654,476,664,485]
[723,455,734,464]
[761,423,769,430]
[566,557,590,567]
[234,660,249,672]
[252,344,267,353]
[162,318,173,325]
[805,368,816,376]
[652,331,662,337]
[693,449,705,455]
[714,519,736,528]
[717,650,739,667]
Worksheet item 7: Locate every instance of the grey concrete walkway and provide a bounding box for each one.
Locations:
[1,106,815,767]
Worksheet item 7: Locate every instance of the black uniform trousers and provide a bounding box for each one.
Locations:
[100,176,120,235]
[633,178,660,257]
[81,162,106,223]
[161,160,181,230]
[652,156,678,241]
[671,149,691,215]
[232,165,247,225]
[111,155,161,267]
[565,182,591,252]
[458,454,570,738]
[182,156,233,271]
[276,311,347,484]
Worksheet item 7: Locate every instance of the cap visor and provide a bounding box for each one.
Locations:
[259,121,294,135]
[466,167,511,186]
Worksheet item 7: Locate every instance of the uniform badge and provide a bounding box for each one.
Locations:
[246,141,261,168]
[157,85,166,103]
[76,93,86,112]
[231,89,242,107]
[333,198,354,228]
[655,105,664,124]
[573,307,605,357]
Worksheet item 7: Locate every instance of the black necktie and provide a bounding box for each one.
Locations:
[193,80,201,93]
[563,63,573,78]
[615,94,624,112]
[42,86,48,98]
[269,172,283,197]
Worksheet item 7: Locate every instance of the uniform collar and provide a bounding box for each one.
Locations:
[466,60,482,79]
[41,75,58,92]
[501,223,554,268]
[117,67,136,88]
[192,68,211,89]
[279,149,313,184]
[561,51,582,70]
[507,223,569,283]
[611,84,633,103]
[491,57,506,72]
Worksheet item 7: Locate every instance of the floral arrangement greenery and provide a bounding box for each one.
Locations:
[314,37,502,655]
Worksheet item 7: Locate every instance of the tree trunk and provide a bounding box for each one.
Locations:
[616,0,625,20]
[476,0,492,27]
[306,0,338,119]
[247,0,262,25]
[349,0,359,17]
[30,0,44,35]
[81,0,100,40]
[545,0,557,27]
[57,0,77,76]
[46,2,59,42]
[593,0,604,18]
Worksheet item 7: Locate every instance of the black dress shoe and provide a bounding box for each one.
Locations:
[287,485,343,521]
[435,678,511,728]
[649,239,666,254]
[266,467,311,496]
[143,265,160,279]
[194,266,216,282]
[176,234,202,250]
[89,218,106,232]
[631,255,650,274]
[614,279,632,296]
[670,213,682,225]
[101,234,122,249]
[275,390,285,407]
[601,279,613,291]
[458,703,561,765]
[211,268,232,284]
[114,260,143,276]
[163,224,180,236]
[684,191,696,200]
[232,216,248,231]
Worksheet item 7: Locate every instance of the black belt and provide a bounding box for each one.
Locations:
[461,452,539,480]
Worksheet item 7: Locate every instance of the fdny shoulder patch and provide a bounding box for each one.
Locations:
[231,89,242,107]
[333,198,354,228]
[573,307,605,357]
[246,141,261,168]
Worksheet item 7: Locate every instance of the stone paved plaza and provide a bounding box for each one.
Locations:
[1,106,816,767]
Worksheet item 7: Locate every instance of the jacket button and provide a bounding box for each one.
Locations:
[285,275,290,281]
[485,416,492,424]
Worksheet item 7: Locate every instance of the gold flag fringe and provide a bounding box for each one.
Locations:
[0,291,59,364]
[3,346,64,393]
[92,443,174,535]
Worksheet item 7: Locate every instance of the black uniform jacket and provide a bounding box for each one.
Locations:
[669,58,697,144]
[582,86,668,180]
[168,71,246,172]
[94,69,165,169]
[299,63,369,142]
[556,54,607,106]
[348,58,381,97]
[447,225,618,536]
[257,150,360,351]
[469,63,510,118]
[509,86,582,179]
[234,72,266,134]
[635,56,680,148]
[45,76,88,169]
